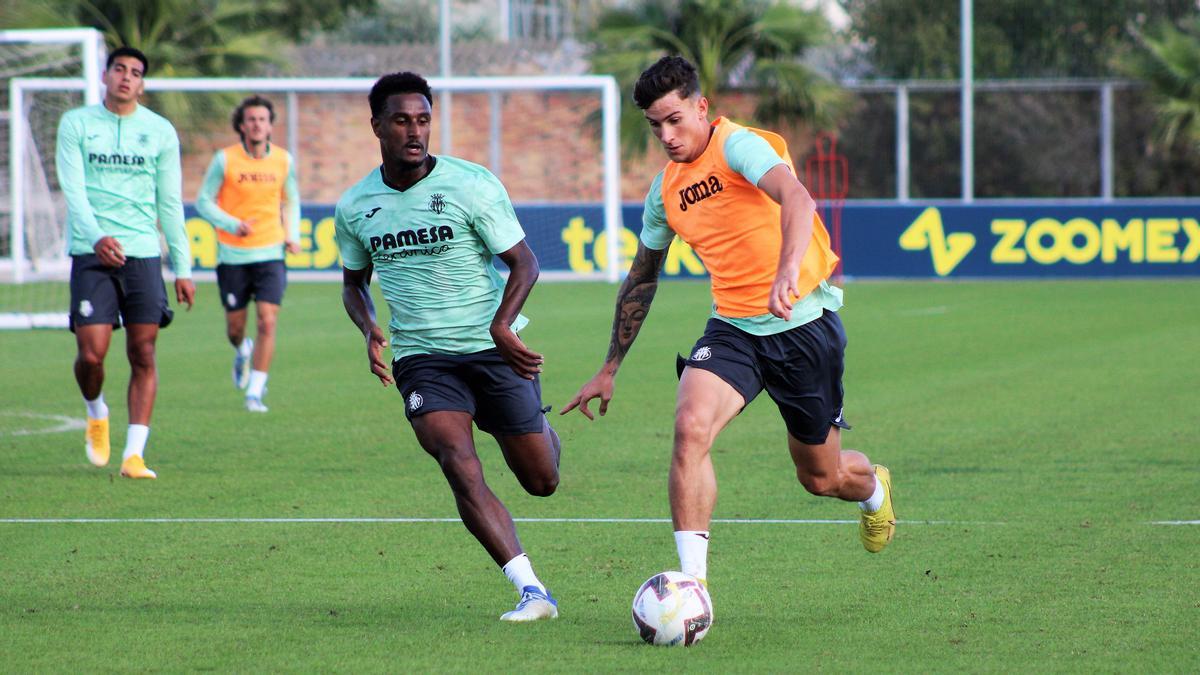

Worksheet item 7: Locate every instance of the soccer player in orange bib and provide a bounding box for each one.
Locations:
[196,96,300,412]
[562,56,895,587]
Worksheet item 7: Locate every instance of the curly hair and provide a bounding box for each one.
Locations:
[369,72,433,117]
[231,96,276,140]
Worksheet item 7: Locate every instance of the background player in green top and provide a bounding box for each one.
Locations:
[55,46,196,479]
[335,72,562,622]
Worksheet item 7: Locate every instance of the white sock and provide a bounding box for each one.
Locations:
[859,476,885,513]
[123,424,149,460]
[237,338,253,357]
[84,393,108,420]
[246,370,268,398]
[501,553,545,594]
[674,530,709,580]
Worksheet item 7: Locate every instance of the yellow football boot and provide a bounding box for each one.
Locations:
[120,455,157,479]
[85,417,110,467]
[859,464,895,553]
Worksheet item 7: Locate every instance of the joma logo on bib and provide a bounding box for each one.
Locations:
[237,172,277,184]
[678,175,724,212]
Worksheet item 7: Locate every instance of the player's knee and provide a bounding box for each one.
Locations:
[521,471,559,497]
[673,410,715,453]
[127,341,156,371]
[256,316,275,337]
[797,471,839,497]
[76,349,105,370]
[434,448,484,489]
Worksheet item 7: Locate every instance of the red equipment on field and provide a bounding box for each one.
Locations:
[803,132,848,280]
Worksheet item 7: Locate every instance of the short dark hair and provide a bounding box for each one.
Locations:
[106,46,149,75]
[369,72,433,117]
[633,56,700,110]
[232,95,276,138]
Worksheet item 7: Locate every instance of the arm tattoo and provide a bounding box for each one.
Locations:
[605,247,667,364]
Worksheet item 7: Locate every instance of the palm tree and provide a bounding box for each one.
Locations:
[1121,16,1200,149]
[3,0,371,127]
[588,0,845,153]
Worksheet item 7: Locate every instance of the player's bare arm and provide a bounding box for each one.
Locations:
[758,164,817,321]
[491,240,544,380]
[560,242,667,420]
[605,242,668,368]
[341,264,392,386]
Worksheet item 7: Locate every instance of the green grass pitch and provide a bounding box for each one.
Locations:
[1,279,1197,671]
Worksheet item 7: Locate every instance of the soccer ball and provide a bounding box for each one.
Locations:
[631,571,713,647]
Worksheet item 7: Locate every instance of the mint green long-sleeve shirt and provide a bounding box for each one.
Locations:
[55,103,192,278]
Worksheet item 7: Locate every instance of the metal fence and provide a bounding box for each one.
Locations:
[840,78,1137,202]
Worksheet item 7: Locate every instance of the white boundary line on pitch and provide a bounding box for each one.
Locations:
[1150,520,1200,525]
[0,412,87,437]
[0,517,1001,525]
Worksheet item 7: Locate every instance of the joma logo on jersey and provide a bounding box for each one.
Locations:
[237,172,277,184]
[369,226,455,251]
[88,152,145,166]
[678,175,724,212]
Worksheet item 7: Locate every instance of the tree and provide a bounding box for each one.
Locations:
[836,0,1200,197]
[587,0,845,154]
[2,0,374,77]
[324,0,493,45]
[1120,16,1200,149]
[1,0,374,133]
[838,0,1197,79]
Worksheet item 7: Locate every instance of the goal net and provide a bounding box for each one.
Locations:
[4,57,622,329]
[1,29,104,329]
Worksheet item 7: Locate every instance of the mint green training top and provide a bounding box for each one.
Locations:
[334,156,528,360]
[55,103,192,278]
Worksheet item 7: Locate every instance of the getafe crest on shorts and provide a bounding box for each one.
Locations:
[691,346,712,361]
[408,391,424,411]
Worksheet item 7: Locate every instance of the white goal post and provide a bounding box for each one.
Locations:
[141,74,625,283]
[1,28,105,328]
[9,70,624,283]
[4,36,628,329]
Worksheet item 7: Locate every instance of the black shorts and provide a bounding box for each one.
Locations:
[69,254,173,332]
[677,310,852,445]
[216,260,287,311]
[391,348,548,435]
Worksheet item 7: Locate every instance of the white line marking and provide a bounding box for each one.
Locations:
[1150,520,1200,525]
[0,412,86,437]
[0,517,999,525]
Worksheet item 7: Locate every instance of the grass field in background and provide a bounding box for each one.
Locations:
[1,279,1197,672]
